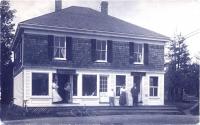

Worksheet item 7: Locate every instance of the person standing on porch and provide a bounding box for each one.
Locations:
[64,83,71,103]
[131,85,138,106]
[109,89,115,106]
[119,86,126,106]
[52,75,62,103]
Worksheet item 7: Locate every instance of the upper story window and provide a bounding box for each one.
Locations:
[149,77,158,97]
[54,36,66,60]
[96,40,107,62]
[133,43,143,64]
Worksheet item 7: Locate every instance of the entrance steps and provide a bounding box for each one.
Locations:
[27,105,184,117]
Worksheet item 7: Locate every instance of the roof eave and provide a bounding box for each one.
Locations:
[20,23,170,43]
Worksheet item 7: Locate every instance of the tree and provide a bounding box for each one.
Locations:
[184,63,199,97]
[165,33,191,101]
[1,0,16,104]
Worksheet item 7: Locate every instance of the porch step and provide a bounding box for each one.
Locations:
[27,105,184,117]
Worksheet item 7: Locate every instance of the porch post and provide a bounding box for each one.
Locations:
[70,75,73,103]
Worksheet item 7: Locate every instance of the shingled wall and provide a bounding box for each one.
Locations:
[14,34,164,74]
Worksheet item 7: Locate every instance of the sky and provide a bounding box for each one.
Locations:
[10,0,200,61]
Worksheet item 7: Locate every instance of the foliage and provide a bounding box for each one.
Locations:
[1,0,16,104]
[165,33,199,101]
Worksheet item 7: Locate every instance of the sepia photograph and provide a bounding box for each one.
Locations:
[1,0,199,124]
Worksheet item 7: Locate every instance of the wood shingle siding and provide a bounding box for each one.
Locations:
[91,39,96,62]
[48,35,54,61]
[21,34,164,71]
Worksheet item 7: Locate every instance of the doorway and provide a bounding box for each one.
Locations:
[52,74,73,104]
[134,76,142,103]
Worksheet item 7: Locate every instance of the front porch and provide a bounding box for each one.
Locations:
[14,68,165,107]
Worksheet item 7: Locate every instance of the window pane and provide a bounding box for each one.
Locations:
[54,41,59,46]
[60,48,65,58]
[96,51,101,60]
[154,88,158,96]
[32,73,48,95]
[55,37,59,43]
[116,75,125,96]
[150,77,158,86]
[54,48,59,57]
[82,75,97,96]
[150,88,153,96]
[101,51,106,60]
[100,76,107,92]
[139,44,142,53]
[54,36,66,59]
[60,40,65,47]
[101,41,106,50]
[116,75,125,86]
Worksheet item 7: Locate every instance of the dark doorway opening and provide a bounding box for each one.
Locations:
[57,74,70,103]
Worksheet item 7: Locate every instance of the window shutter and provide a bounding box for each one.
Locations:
[129,42,134,64]
[48,35,54,61]
[107,40,113,63]
[66,37,72,61]
[91,39,96,62]
[144,43,149,65]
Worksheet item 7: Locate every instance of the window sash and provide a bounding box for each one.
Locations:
[32,73,49,96]
[116,75,126,96]
[54,36,66,59]
[100,76,108,92]
[133,43,143,63]
[150,87,158,96]
[96,40,107,61]
[149,77,158,96]
[82,75,97,96]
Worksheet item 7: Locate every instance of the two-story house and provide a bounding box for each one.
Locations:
[12,0,169,107]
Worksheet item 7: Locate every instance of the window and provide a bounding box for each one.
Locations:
[82,75,97,96]
[116,75,126,96]
[54,36,66,60]
[96,40,107,62]
[32,73,49,96]
[100,76,108,92]
[133,43,143,63]
[149,77,158,97]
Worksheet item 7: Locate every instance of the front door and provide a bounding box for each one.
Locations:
[57,74,72,103]
[134,76,142,103]
[99,75,109,103]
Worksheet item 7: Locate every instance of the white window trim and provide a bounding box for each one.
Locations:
[82,74,98,97]
[149,77,159,97]
[99,75,108,92]
[53,36,66,60]
[133,43,144,64]
[31,72,51,98]
[95,40,108,62]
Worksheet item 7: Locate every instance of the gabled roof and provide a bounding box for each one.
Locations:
[20,6,169,40]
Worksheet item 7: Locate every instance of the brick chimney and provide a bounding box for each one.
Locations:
[55,0,62,12]
[101,1,108,15]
